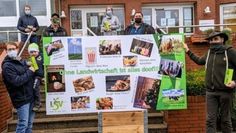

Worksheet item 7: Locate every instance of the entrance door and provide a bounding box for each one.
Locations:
[70,6,125,36]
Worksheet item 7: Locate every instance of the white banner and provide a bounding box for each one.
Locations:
[43,35,161,115]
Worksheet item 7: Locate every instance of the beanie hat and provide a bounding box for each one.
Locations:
[28,43,39,53]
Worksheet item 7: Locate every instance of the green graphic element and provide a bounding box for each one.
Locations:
[43,37,52,94]
[50,97,64,111]
[156,34,187,110]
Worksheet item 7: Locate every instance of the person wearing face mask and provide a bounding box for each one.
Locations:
[183,31,236,133]
[17,5,39,44]
[1,42,35,133]
[125,12,155,35]
[101,6,120,36]
[43,13,67,37]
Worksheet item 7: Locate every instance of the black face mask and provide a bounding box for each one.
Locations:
[135,18,142,24]
[210,42,224,50]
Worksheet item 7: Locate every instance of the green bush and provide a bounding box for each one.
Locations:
[186,69,206,96]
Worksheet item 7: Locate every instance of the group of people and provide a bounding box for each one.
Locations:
[2,4,236,133]
[2,4,68,133]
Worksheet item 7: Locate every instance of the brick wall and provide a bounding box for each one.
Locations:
[164,96,206,133]
[0,43,29,133]
[0,44,12,133]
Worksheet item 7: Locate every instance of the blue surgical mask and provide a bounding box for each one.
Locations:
[7,50,18,59]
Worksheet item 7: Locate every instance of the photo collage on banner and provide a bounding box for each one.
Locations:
[156,34,187,110]
[43,34,186,115]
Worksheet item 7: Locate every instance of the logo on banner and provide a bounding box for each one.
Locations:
[50,97,64,111]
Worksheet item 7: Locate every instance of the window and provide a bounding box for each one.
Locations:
[0,27,18,42]
[220,4,236,31]
[71,10,82,30]
[142,5,194,34]
[156,9,179,33]
[19,0,47,16]
[142,8,152,25]
[0,0,16,16]
[183,7,193,33]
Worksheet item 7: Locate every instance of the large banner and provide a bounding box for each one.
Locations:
[43,34,186,115]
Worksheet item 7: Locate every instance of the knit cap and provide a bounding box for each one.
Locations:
[28,43,39,53]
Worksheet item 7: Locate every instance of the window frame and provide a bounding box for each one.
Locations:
[220,3,236,30]
[142,4,194,34]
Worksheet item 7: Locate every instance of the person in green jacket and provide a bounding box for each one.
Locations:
[184,31,236,133]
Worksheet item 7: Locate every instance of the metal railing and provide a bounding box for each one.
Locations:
[0,30,20,42]
[157,23,236,34]
[1,23,236,42]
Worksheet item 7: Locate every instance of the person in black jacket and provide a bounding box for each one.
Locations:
[184,31,236,133]
[125,12,155,35]
[2,42,35,133]
[17,5,39,43]
[43,13,67,37]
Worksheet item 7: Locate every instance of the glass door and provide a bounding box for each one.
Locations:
[86,12,105,36]
[70,6,124,36]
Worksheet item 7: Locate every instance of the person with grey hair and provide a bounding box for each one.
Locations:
[101,6,120,36]
[184,31,236,133]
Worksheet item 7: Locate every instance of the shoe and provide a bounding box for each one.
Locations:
[33,104,41,112]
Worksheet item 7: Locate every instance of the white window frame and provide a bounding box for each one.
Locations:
[70,5,125,36]
[0,0,51,27]
[142,3,194,34]
[220,3,236,30]
[0,0,51,41]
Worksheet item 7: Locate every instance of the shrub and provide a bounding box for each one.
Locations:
[186,69,206,96]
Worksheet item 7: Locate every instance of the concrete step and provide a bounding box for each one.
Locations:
[148,123,168,133]
[7,115,98,132]
[13,108,164,122]
[13,107,97,119]
[8,123,168,133]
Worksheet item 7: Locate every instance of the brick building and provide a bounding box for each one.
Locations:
[1,0,236,132]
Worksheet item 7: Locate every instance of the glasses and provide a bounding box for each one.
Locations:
[7,48,16,51]
[29,51,37,54]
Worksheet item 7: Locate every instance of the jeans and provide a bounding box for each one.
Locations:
[21,34,38,44]
[206,91,233,133]
[16,102,35,133]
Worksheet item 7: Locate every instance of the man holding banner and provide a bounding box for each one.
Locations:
[184,31,236,133]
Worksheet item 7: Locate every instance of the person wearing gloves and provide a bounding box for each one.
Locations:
[17,5,39,44]
[28,43,44,111]
[2,42,35,133]
[183,31,236,133]
[101,6,120,36]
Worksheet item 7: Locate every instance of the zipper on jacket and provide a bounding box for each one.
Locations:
[211,53,216,90]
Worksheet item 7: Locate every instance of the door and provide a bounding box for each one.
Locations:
[70,6,125,36]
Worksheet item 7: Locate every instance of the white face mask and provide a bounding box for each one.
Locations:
[25,10,31,15]
[106,11,112,16]
[7,50,18,58]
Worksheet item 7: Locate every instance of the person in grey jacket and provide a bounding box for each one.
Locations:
[101,6,120,36]
[17,5,39,44]
[184,31,236,133]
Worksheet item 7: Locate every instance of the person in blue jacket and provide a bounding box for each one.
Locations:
[2,42,35,133]
[17,5,39,44]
